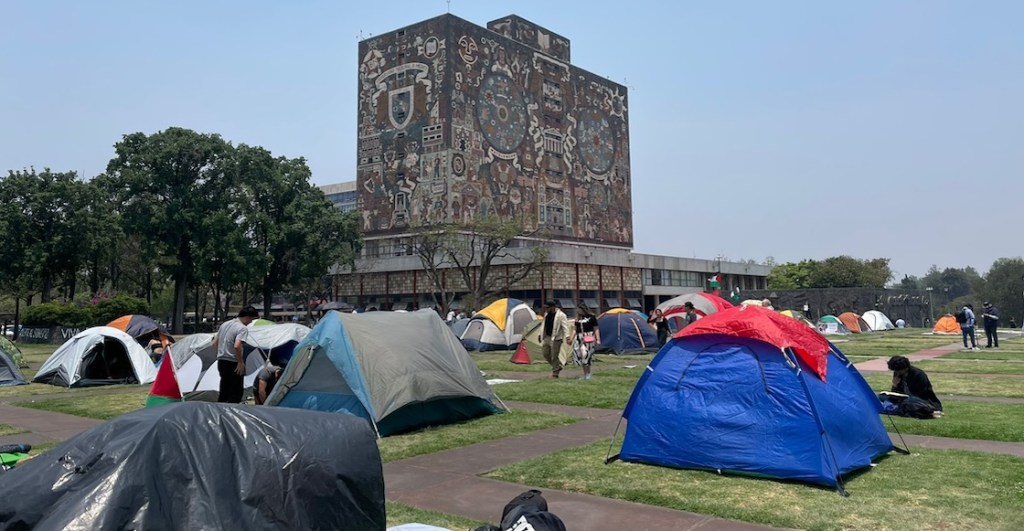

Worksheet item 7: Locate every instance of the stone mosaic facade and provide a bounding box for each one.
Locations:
[357,14,632,247]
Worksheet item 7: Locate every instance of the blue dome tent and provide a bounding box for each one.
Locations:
[611,306,896,493]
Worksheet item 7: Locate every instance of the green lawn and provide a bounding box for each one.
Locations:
[0,423,28,436]
[488,441,1024,531]
[863,372,1024,399]
[494,371,641,410]
[911,359,1024,375]
[472,351,654,373]
[944,350,1024,361]
[15,389,149,420]
[379,410,576,463]
[387,502,489,530]
[885,401,1024,442]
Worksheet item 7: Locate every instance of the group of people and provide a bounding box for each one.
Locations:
[537,301,600,380]
[214,306,284,405]
[956,302,1000,350]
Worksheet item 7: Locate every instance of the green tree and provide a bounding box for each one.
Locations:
[981,258,1024,325]
[0,169,104,303]
[766,260,818,289]
[237,146,360,318]
[103,128,235,334]
[898,275,922,289]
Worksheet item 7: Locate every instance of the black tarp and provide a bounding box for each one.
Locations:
[0,402,385,530]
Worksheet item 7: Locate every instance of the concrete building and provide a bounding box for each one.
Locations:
[330,14,769,313]
[319,181,358,212]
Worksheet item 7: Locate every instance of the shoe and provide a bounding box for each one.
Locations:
[972,347,980,351]
[584,374,592,380]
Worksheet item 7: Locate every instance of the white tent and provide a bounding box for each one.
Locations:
[459,298,537,351]
[166,324,311,400]
[34,327,157,388]
[861,310,896,331]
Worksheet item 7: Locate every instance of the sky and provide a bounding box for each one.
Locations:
[2,1,1021,279]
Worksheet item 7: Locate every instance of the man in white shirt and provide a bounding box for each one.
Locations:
[541,301,569,378]
[213,306,259,403]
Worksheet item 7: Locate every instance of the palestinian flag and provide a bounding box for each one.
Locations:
[708,273,722,291]
[146,356,182,407]
[730,287,741,304]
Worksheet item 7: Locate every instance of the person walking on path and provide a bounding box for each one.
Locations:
[982,302,1000,348]
[571,304,600,380]
[213,306,259,403]
[648,308,670,346]
[959,304,979,351]
[541,301,569,378]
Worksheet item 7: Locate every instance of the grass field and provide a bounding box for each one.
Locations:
[885,401,1024,442]
[472,351,654,373]
[379,410,576,463]
[488,441,1024,531]
[0,423,28,436]
[15,389,150,420]
[911,359,1024,375]
[863,372,1024,399]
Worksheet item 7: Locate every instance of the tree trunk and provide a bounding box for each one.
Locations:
[68,273,78,301]
[262,281,273,319]
[146,269,153,305]
[41,275,52,303]
[172,242,191,335]
[13,297,20,342]
[194,283,201,334]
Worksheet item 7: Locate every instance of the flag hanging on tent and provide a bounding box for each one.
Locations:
[146,357,182,407]
[730,287,741,304]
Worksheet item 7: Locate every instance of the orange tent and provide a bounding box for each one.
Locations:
[932,315,962,334]
[838,312,870,334]
[107,315,174,347]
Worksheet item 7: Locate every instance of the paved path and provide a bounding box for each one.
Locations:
[854,342,963,372]
[387,403,775,530]
[0,403,101,446]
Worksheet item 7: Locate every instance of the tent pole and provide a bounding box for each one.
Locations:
[492,391,512,412]
[603,416,625,465]
[885,414,912,455]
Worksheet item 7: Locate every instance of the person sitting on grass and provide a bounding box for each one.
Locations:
[881,355,943,419]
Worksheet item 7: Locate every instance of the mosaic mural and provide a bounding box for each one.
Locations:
[357,14,632,247]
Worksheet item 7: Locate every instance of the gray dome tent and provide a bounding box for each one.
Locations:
[0,402,385,530]
[267,310,503,436]
[0,347,27,387]
[33,327,157,387]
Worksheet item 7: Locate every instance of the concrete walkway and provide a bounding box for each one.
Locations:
[386,403,775,530]
[854,342,963,372]
[0,403,101,446]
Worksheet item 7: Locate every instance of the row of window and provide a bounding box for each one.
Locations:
[643,269,704,288]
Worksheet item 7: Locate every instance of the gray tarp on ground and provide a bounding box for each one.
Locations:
[267,309,500,435]
[0,402,385,530]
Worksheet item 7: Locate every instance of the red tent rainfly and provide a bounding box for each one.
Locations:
[674,305,831,381]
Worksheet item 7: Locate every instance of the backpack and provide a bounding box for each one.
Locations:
[955,309,968,324]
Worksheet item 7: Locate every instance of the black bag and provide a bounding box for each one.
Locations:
[954,309,968,324]
[499,490,566,531]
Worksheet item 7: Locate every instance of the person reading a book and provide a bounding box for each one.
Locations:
[882,355,943,418]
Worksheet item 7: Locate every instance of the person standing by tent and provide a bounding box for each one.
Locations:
[682,302,698,328]
[541,301,569,378]
[571,305,600,380]
[213,306,259,403]
[957,304,979,351]
[981,302,1000,348]
[648,308,669,346]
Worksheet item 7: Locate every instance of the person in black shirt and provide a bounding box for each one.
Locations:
[571,305,601,380]
[255,364,283,405]
[648,309,669,346]
[885,355,943,417]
